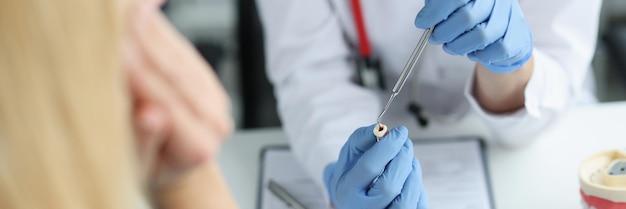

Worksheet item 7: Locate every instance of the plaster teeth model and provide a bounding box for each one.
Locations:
[580,149,626,209]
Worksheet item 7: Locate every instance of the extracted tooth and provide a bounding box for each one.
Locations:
[373,123,388,141]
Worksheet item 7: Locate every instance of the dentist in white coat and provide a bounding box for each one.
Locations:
[257,0,601,208]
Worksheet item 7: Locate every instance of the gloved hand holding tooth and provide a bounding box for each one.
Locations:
[323,124,428,209]
[414,0,533,73]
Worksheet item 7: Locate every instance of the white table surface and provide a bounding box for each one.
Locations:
[218,102,626,209]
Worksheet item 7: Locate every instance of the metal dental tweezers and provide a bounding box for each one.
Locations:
[376,28,433,126]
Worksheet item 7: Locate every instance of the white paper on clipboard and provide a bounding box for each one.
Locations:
[259,137,494,209]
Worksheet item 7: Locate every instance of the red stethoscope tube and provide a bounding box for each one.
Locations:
[350,0,372,58]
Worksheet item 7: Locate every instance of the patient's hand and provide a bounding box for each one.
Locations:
[124,0,233,190]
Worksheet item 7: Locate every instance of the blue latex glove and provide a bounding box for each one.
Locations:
[414,0,533,73]
[323,124,428,209]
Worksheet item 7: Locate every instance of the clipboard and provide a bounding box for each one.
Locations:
[258,137,496,209]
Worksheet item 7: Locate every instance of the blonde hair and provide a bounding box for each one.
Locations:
[0,0,147,208]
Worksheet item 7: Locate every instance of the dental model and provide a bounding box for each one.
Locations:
[373,123,388,141]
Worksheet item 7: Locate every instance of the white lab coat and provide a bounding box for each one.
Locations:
[257,0,601,189]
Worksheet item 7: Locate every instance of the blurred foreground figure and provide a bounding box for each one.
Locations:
[0,0,237,208]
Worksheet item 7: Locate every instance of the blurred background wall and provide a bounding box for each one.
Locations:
[162,0,626,130]
[594,0,626,101]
